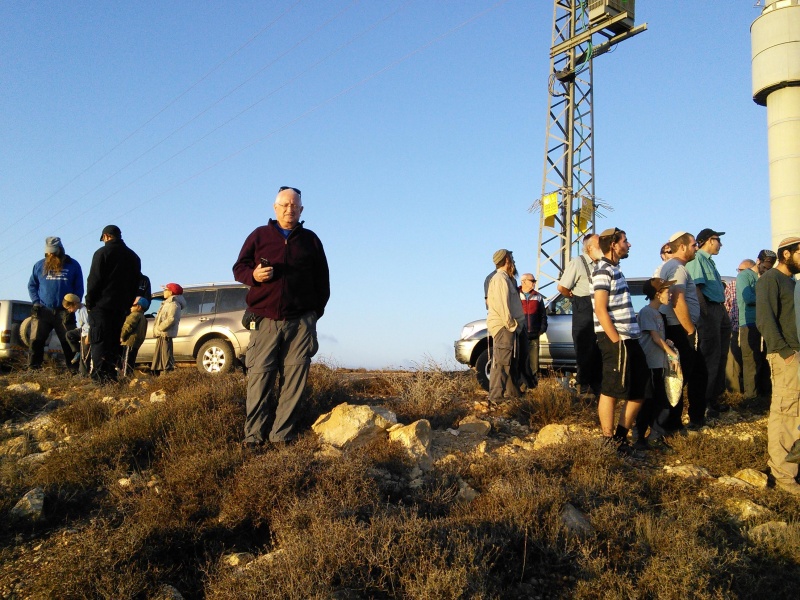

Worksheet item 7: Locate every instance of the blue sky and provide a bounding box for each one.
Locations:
[0,1,772,369]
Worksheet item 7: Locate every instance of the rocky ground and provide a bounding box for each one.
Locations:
[1,367,796,599]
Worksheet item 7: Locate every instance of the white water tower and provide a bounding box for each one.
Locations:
[751,0,800,251]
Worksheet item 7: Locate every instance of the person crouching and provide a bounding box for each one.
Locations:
[62,293,90,376]
[120,296,149,375]
[151,283,185,375]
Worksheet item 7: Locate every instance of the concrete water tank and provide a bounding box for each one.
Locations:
[751,0,800,252]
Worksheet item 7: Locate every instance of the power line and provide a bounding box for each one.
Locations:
[0,0,303,238]
[0,0,358,258]
[1,0,508,276]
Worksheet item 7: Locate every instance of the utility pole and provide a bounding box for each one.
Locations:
[534,1,646,292]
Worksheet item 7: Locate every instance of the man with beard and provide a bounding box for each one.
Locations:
[656,232,705,431]
[737,250,776,401]
[486,249,524,405]
[686,228,732,418]
[557,233,603,396]
[591,228,648,453]
[756,236,800,495]
[27,236,83,371]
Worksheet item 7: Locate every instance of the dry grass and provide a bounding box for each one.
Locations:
[382,358,477,428]
[1,362,800,599]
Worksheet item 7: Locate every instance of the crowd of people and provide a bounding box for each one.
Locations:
[26,225,184,381]
[486,228,800,495]
[25,187,329,454]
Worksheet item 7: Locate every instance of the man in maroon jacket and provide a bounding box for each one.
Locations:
[233,186,330,447]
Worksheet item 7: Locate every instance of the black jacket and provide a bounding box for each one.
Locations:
[85,239,142,313]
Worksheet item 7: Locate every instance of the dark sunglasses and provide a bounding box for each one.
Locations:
[279,186,301,197]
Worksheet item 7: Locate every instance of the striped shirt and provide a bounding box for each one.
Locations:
[591,258,640,339]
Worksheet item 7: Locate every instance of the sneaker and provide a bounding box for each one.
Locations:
[687,420,706,431]
[632,438,650,452]
[785,439,800,464]
[705,407,720,419]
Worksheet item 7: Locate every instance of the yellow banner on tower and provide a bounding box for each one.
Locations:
[543,192,558,227]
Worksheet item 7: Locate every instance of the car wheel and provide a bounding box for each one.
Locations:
[196,339,234,374]
[475,348,490,392]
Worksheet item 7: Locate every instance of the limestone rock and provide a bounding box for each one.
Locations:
[10,487,45,522]
[533,424,570,450]
[245,548,286,571]
[18,451,50,466]
[716,476,753,489]
[733,468,768,488]
[150,390,167,403]
[511,436,535,451]
[118,473,144,488]
[7,382,41,393]
[388,419,432,470]
[561,503,594,538]
[223,552,255,567]
[312,403,397,450]
[726,498,772,522]
[458,415,491,436]
[748,521,788,543]
[662,464,712,479]
[0,435,30,458]
[457,477,478,502]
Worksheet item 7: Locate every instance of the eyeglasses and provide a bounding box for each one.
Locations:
[279,186,301,197]
[522,279,535,283]
[275,201,302,210]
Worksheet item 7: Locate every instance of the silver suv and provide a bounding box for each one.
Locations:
[136,282,250,374]
[455,277,653,390]
[0,300,35,362]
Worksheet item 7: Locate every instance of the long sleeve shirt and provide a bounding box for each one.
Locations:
[486,270,523,338]
[756,268,798,359]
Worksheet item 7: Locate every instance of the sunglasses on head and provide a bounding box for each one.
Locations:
[279,186,301,197]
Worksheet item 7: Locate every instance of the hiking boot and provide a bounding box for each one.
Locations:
[786,439,800,464]
[632,437,650,452]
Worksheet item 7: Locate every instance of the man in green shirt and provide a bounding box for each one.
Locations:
[737,249,776,400]
[686,228,732,419]
[756,236,800,495]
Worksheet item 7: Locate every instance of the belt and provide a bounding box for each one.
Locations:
[705,300,724,305]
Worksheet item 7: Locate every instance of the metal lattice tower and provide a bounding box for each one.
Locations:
[534,1,646,293]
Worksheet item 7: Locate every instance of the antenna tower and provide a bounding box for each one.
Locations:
[534,1,646,292]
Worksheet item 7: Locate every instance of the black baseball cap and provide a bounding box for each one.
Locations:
[696,228,724,246]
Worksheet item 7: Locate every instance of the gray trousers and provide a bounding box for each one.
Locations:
[697,302,732,402]
[244,313,318,443]
[766,353,800,485]
[740,325,768,399]
[489,327,521,402]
